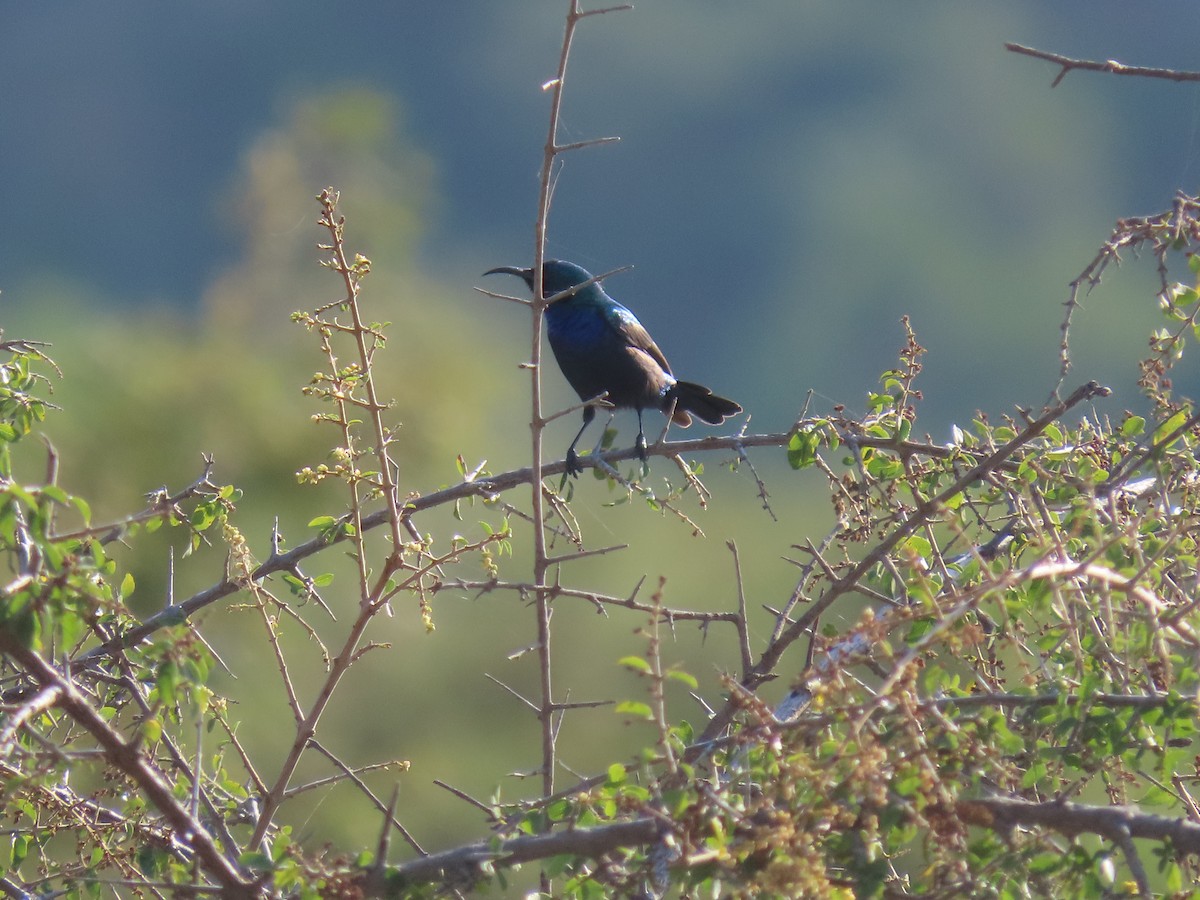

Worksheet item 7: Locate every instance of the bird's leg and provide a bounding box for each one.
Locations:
[564,406,596,477]
[635,409,648,462]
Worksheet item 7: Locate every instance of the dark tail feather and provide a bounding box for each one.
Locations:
[669,381,742,426]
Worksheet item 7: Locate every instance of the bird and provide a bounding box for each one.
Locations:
[483,259,742,476]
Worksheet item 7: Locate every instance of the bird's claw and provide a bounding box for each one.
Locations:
[635,433,648,462]
[565,448,584,478]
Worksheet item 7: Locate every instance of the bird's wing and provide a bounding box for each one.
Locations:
[605,304,674,376]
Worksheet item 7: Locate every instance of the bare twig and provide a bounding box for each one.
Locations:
[1006,42,1200,88]
[433,779,500,820]
[726,541,753,679]
[524,1,631,828]
[0,685,61,757]
[1048,191,1200,399]
[308,740,424,855]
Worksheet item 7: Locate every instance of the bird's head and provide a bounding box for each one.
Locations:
[482,259,597,301]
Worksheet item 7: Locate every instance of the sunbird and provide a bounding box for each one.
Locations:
[485,259,741,475]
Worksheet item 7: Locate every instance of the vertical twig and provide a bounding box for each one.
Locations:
[527,0,631,807]
[523,10,630,894]
[250,193,417,851]
[645,579,679,777]
[321,191,407,567]
[726,541,754,679]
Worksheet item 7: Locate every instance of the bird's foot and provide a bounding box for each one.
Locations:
[565,448,584,478]
[635,432,648,462]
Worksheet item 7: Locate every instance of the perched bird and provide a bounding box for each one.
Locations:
[484,259,742,475]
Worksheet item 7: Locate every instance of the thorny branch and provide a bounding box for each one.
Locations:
[22,421,1050,699]
[1050,191,1200,399]
[693,380,1111,747]
[0,632,254,896]
[523,1,631,821]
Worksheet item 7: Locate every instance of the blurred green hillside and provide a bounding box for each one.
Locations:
[5,4,1199,420]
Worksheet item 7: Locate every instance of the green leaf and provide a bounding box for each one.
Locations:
[618,656,651,673]
[865,454,903,479]
[614,701,653,720]
[1028,853,1061,876]
[136,849,165,878]
[1153,408,1191,448]
[787,429,821,470]
[39,484,68,504]
[141,717,162,745]
[191,506,218,532]
[546,798,571,821]
[1120,415,1145,437]
[543,854,572,878]
[1021,759,1047,788]
[156,660,179,704]
[606,763,627,785]
[59,609,84,651]
[239,851,275,873]
[1168,283,1199,307]
[1167,862,1184,892]
[12,608,40,650]
[12,832,29,867]
[666,669,699,690]
[71,494,92,525]
[901,535,932,558]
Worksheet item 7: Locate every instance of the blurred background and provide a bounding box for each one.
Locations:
[4,0,1200,857]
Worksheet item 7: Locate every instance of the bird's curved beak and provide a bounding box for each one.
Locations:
[482,265,533,287]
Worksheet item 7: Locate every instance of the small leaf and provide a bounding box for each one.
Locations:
[239,851,275,873]
[1153,408,1191,447]
[141,717,162,745]
[156,660,179,704]
[666,670,699,690]
[190,504,217,530]
[12,833,29,866]
[787,429,821,470]
[546,798,571,821]
[614,701,654,719]
[618,656,651,673]
[1121,415,1146,437]
[71,494,92,525]
[59,610,84,651]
